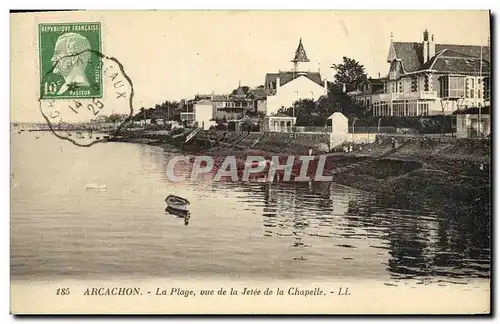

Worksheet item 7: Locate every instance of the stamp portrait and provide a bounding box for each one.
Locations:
[38,22,102,99]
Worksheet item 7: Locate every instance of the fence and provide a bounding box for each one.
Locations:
[292,126,332,133]
[350,126,397,134]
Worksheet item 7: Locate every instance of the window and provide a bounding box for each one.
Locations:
[440,75,465,98]
[411,77,418,92]
[424,75,429,91]
[484,77,490,100]
[418,102,429,116]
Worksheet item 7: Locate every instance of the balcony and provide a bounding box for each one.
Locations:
[372,93,404,102]
[372,91,437,102]
[406,91,438,100]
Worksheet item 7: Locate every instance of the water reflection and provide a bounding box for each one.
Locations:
[10,133,490,282]
[158,151,491,281]
[209,173,490,281]
[343,196,490,280]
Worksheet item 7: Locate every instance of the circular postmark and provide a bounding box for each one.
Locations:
[39,49,134,147]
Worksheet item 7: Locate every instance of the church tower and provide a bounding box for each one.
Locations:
[291,38,310,72]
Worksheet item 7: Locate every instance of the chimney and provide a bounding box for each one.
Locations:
[276,76,280,89]
[429,34,436,59]
[423,29,429,63]
[378,72,381,78]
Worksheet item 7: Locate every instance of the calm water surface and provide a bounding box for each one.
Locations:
[11,131,490,284]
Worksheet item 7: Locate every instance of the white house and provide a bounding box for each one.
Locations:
[350,30,490,117]
[194,99,216,130]
[265,39,328,116]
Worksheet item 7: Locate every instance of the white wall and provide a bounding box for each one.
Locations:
[330,113,348,134]
[194,103,214,130]
[330,133,377,148]
[266,76,326,115]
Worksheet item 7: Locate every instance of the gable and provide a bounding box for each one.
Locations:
[392,42,423,73]
[277,74,325,92]
[387,41,397,62]
[265,71,323,90]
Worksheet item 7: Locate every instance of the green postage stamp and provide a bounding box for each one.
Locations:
[39,22,102,99]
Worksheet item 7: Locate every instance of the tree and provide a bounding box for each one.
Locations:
[331,57,368,93]
[107,113,125,127]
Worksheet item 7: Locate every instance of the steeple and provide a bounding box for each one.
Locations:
[292,38,310,63]
[291,38,310,72]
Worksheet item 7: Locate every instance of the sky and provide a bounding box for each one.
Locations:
[11,10,490,122]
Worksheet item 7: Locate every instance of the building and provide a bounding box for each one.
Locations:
[246,87,267,116]
[211,84,255,120]
[261,113,297,132]
[351,30,490,117]
[327,112,348,134]
[194,99,216,130]
[179,99,195,123]
[455,111,490,138]
[265,39,328,116]
[347,78,385,109]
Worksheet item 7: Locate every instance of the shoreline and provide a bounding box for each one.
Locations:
[110,130,490,214]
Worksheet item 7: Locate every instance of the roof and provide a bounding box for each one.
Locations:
[292,38,310,63]
[265,71,323,88]
[420,49,490,74]
[391,41,490,73]
[212,94,249,102]
[392,42,424,72]
[248,88,267,99]
[327,112,347,120]
[367,77,385,84]
[234,85,248,96]
[195,99,212,105]
[195,94,212,100]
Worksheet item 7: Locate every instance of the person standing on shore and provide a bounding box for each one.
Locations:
[309,148,313,156]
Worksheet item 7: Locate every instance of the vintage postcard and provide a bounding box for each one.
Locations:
[10,10,491,314]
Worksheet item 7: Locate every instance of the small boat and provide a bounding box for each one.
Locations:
[86,183,107,190]
[165,194,190,216]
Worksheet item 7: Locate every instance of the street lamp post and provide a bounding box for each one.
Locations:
[352,117,358,142]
